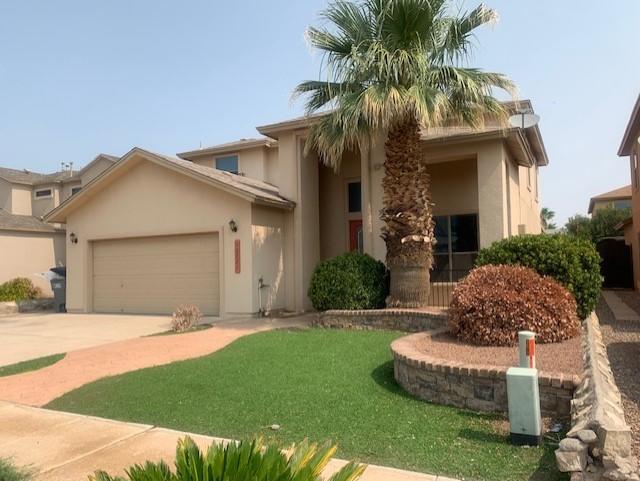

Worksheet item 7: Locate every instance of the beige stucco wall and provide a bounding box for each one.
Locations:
[0,230,65,295]
[265,146,280,186]
[0,179,12,212]
[251,205,286,313]
[628,141,640,290]
[190,147,270,183]
[64,157,254,316]
[364,136,515,262]
[11,184,32,216]
[32,185,60,218]
[81,158,114,186]
[276,132,320,312]
[515,161,542,235]
[61,180,82,202]
[427,158,478,217]
[318,150,361,260]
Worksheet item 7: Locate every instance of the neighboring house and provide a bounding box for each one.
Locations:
[588,185,632,215]
[46,100,547,317]
[618,93,640,290]
[0,154,117,293]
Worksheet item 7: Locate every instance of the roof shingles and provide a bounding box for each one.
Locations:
[0,210,62,233]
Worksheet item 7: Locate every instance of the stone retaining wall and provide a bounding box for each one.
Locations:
[314,309,447,332]
[391,330,578,417]
[555,313,639,480]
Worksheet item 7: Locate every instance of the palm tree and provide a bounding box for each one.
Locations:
[540,207,557,231]
[295,0,515,307]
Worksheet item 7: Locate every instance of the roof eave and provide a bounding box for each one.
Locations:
[618,94,640,156]
[45,148,295,222]
[177,139,276,160]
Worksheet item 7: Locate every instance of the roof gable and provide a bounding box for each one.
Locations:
[45,147,294,223]
[588,185,632,213]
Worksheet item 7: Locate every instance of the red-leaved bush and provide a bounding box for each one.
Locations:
[449,265,580,346]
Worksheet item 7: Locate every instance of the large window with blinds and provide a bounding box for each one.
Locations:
[432,213,479,282]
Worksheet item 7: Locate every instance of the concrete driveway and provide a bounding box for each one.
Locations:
[0,312,171,367]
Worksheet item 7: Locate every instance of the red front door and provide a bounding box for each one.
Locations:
[349,219,363,252]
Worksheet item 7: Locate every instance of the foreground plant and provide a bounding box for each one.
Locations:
[90,437,365,481]
[296,0,514,307]
[0,457,33,481]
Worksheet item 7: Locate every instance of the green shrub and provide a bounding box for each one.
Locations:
[0,278,41,302]
[90,436,364,481]
[475,234,602,319]
[449,265,580,346]
[308,252,388,311]
[0,458,33,481]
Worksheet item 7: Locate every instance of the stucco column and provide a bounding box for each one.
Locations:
[277,133,320,312]
[368,133,387,262]
[360,142,374,256]
[477,143,508,248]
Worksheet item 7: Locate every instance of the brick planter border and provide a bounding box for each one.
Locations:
[391,330,580,417]
[313,309,447,332]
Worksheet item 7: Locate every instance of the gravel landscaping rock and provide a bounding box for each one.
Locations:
[597,293,640,460]
[416,331,582,375]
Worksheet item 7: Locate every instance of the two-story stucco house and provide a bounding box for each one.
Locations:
[588,185,632,215]
[618,93,640,290]
[0,154,117,293]
[46,100,547,317]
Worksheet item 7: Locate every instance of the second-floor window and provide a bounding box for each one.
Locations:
[614,199,632,210]
[35,188,52,198]
[347,181,362,213]
[71,187,82,195]
[215,155,239,174]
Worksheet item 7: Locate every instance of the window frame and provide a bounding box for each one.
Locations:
[433,213,480,282]
[344,178,363,252]
[215,154,240,175]
[71,186,82,195]
[34,188,53,199]
[346,179,362,214]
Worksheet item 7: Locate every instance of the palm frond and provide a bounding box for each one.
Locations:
[294,0,516,170]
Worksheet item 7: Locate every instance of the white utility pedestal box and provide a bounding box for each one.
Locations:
[507,367,542,446]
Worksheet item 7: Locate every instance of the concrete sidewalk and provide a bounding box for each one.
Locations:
[602,290,640,322]
[0,401,456,481]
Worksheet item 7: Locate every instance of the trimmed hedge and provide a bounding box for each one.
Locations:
[0,277,41,302]
[308,252,388,311]
[449,265,580,346]
[476,234,602,319]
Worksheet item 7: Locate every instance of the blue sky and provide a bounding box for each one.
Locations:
[0,1,638,225]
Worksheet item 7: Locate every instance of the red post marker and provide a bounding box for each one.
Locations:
[234,239,241,273]
[526,338,536,368]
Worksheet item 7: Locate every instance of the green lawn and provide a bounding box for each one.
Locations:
[46,329,563,481]
[0,353,65,378]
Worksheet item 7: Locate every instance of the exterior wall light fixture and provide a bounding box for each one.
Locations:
[69,232,78,244]
[228,219,238,233]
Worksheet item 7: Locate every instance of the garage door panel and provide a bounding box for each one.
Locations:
[92,233,220,315]
[93,255,219,277]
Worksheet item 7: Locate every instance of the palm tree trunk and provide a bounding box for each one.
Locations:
[381,116,434,308]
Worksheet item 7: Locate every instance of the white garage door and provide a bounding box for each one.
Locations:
[92,233,219,315]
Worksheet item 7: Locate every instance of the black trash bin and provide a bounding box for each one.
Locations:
[49,267,66,312]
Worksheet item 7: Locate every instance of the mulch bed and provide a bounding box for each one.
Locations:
[597,293,640,459]
[416,331,582,376]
